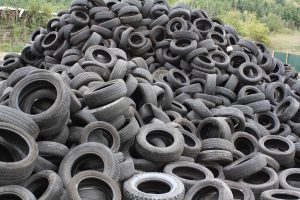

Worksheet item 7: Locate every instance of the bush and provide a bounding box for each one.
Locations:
[265,13,284,32]
[221,10,270,44]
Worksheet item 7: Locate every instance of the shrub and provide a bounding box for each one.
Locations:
[265,13,284,32]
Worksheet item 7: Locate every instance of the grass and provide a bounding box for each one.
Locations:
[269,31,300,55]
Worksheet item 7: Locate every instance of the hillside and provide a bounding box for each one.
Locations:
[0,0,300,54]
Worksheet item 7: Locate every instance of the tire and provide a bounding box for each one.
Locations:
[135,123,184,163]
[201,138,235,153]
[9,72,70,137]
[69,72,103,89]
[197,150,233,164]
[231,131,258,155]
[185,178,234,200]
[163,161,213,189]
[90,97,136,121]
[258,135,295,168]
[0,122,38,186]
[37,141,69,165]
[179,129,202,158]
[0,105,40,139]
[254,111,280,135]
[212,107,245,132]
[83,79,127,109]
[240,167,279,200]
[24,170,63,200]
[85,45,117,69]
[279,168,300,192]
[122,139,164,172]
[123,172,185,200]
[274,96,300,122]
[197,162,225,179]
[0,185,36,200]
[224,152,267,180]
[118,113,140,144]
[59,142,119,187]
[261,189,300,200]
[224,180,255,200]
[65,171,122,200]
[196,117,232,140]
[79,121,121,152]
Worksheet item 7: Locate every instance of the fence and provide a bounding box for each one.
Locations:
[273,51,300,72]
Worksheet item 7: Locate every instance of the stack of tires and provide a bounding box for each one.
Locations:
[0,0,300,199]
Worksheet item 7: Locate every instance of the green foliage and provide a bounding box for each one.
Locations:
[265,13,284,32]
[0,0,58,52]
[220,10,270,44]
[244,12,270,44]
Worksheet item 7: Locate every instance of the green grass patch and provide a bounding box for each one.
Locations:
[269,32,300,55]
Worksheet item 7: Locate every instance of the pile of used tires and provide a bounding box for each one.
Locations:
[1,0,300,199]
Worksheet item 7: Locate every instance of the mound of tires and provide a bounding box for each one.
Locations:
[0,0,300,199]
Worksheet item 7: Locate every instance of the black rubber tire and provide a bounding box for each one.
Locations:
[59,142,119,187]
[0,122,38,186]
[261,189,300,200]
[135,123,184,163]
[224,180,255,200]
[0,185,36,200]
[90,97,135,121]
[37,141,69,166]
[24,170,63,200]
[85,45,117,69]
[122,139,164,172]
[231,131,259,155]
[279,168,300,192]
[9,72,70,137]
[201,138,235,153]
[163,161,213,189]
[274,96,300,122]
[0,105,40,139]
[240,167,279,200]
[197,150,233,164]
[123,172,185,200]
[254,111,280,135]
[179,129,202,158]
[196,117,232,140]
[79,121,121,152]
[258,135,295,168]
[84,79,127,109]
[185,178,234,200]
[212,107,245,132]
[224,152,267,180]
[197,162,225,179]
[65,170,122,200]
[237,62,263,85]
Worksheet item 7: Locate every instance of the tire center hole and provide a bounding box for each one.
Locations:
[173,166,206,180]
[200,122,220,139]
[244,170,270,184]
[234,137,254,155]
[146,130,174,147]
[137,180,171,194]
[71,154,104,176]
[78,177,113,200]
[192,185,219,200]
[271,193,299,199]
[93,49,112,64]
[264,139,289,152]
[88,128,113,148]
[29,177,49,198]
[286,173,300,188]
